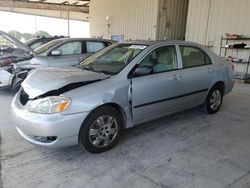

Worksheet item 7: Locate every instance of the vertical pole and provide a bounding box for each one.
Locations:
[35,16,37,34]
[68,7,70,37]
[66,1,70,37]
[244,55,250,83]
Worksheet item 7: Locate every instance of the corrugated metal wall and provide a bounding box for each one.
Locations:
[156,0,189,40]
[186,0,250,58]
[89,0,159,40]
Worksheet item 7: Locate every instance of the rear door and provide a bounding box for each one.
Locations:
[131,45,185,123]
[177,45,214,107]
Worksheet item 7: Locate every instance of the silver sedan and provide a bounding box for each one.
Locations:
[11,40,234,153]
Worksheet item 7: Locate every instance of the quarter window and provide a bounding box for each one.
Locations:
[56,41,82,55]
[179,46,212,68]
[139,46,178,73]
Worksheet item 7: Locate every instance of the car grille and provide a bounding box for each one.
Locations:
[20,88,29,105]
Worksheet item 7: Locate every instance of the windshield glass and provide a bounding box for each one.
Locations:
[80,43,147,75]
[0,34,19,52]
[34,39,63,54]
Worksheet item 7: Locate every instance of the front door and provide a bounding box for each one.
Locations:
[131,45,184,123]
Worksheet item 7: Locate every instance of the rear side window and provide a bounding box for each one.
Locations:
[30,41,48,50]
[179,46,212,68]
[86,42,105,53]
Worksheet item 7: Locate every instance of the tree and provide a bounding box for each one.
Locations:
[22,33,34,40]
[8,30,22,40]
[35,30,51,37]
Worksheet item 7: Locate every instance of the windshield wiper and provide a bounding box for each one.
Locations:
[81,65,112,75]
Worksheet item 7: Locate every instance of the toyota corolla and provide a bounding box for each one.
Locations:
[11,40,234,153]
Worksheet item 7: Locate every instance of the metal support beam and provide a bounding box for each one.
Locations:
[0,0,89,13]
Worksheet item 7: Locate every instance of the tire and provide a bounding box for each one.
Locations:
[79,106,122,153]
[205,85,223,114]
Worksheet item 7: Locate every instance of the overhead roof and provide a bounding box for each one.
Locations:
[0,0,90,20]
[28,0,90,10]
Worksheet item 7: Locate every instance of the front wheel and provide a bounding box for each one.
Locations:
[79,106,122,153]
[205,86,223,114]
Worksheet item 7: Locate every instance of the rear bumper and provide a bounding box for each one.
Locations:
[11,92,88,148]
[224,78,235,95]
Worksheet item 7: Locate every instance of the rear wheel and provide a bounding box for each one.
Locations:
[79,106,122,153]
[205,85,223,114]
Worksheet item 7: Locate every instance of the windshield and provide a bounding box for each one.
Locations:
[0,34,19,53]
[34,39,63,54]
[80,43,147,75]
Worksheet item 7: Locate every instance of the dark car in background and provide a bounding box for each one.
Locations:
[25,35,65,50]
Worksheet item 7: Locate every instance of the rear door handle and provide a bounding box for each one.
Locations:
[170,73,182,80]
[78,56,85,61]
[208,68,214,74]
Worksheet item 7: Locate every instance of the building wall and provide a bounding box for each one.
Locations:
[186,0,250,58]
[156,0,189,40]
[89,0,159,40]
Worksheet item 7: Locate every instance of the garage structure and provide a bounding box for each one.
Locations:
[1,1,250,188]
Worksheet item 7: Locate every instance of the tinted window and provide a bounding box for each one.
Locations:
[180,46,211,68]
[139,46,177,73]
[56,41,81,55]
[86,42,105,53]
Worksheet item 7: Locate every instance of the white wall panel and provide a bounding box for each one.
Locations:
[90,0,159,40]
[186,0,250,58]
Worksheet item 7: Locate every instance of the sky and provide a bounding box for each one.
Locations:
[0,11,89,37]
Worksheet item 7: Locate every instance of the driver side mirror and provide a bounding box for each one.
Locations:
[133,66,153,77]
[51,50,62,56]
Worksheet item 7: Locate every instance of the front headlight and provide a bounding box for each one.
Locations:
[26,96,71,114]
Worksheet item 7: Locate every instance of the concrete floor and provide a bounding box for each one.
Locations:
[1,83,250,188]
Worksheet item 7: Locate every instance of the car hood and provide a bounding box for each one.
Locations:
[22,67,110,99]
[0,30,35,54]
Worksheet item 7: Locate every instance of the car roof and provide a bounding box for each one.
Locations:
[52,38,116,44]
[119,40,205,46]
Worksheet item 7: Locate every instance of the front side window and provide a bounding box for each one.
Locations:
[180,46,212,68]
[80,43,147,75]
[86,42,105,53]
[139,45,178,73]
[56,41,82,55]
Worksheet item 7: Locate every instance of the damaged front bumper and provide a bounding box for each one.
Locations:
[11,91,88,147]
